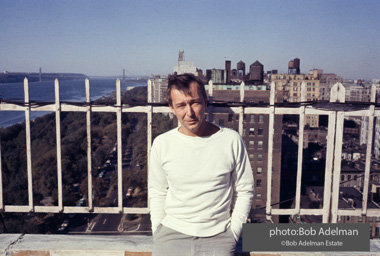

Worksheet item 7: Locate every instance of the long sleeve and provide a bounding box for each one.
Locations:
[230,137,254,241]
[148,138,168,234]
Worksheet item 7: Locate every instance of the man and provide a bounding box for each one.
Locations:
[149,73,254,256]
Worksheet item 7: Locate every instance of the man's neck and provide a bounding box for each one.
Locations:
[179,121,220,137]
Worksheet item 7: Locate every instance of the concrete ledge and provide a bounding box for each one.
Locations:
[1,234,380,256]
[1,234,152,256]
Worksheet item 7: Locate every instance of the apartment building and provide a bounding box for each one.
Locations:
[344,83,372,102]
[150,75,168,103]
[270,69,321,128]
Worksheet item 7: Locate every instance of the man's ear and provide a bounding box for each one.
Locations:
[169,104,175,115]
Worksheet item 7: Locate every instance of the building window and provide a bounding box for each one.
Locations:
[243,128,246,136]
[257,167,262,174]
[256,193,262,198]
[257,154,263,161]
[258,128,263,135]
[219,119,224,126]
[228,114,233,122]
[249,128,255,135]
[250,114,255,122]
[258,115,264,123]
[249,141,254,147]
[257,179,262,187]
[341,175,344,181]
[258,141,263,148]
[249,154,254,160]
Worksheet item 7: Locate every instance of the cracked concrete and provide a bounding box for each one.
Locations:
[1,234,23,256]
[5,234,25,256]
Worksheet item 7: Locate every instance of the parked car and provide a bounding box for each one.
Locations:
[58,220,70,232]
[126,187,134,198]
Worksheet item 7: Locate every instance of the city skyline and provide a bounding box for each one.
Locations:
[0,0,379,80]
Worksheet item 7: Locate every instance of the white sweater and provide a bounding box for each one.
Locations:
[148,126,254,240]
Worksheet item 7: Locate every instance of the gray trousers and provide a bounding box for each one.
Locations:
[153,224,237,256]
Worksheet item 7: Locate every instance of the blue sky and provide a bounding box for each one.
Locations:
[0,0,379,80]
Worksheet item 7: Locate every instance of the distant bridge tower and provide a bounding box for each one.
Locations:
[178,50,185,63]
[39,68,42,82]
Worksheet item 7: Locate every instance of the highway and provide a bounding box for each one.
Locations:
[60,143,152,236]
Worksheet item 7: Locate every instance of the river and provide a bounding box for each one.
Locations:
[0,78,147,128]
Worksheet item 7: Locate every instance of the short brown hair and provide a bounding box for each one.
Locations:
[167,73,207,106]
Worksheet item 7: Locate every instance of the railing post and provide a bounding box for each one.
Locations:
[55,79,63,212]
[24,78,34,212]
[329,82,349,223]
[331,111,345,223]
[85,79,93,211]
[0,134,3,211]
[208,80,214,123]
[294,82,306,214]
[330,82,346,103]
[323,111,337,223]
[239,81,245,136]
[116,79,123,213]
[147,79,153,211]
[361,84,377,216]
[266,82,276,221]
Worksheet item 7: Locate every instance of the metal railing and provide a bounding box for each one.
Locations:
[1,78,380,224]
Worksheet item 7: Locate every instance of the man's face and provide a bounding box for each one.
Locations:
[169,82,207,137]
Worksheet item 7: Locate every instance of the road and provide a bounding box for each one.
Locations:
[63,144,152,236]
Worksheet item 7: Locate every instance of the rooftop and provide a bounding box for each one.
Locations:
[2,234,380,255]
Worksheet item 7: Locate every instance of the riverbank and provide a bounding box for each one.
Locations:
[0,72,87,83]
